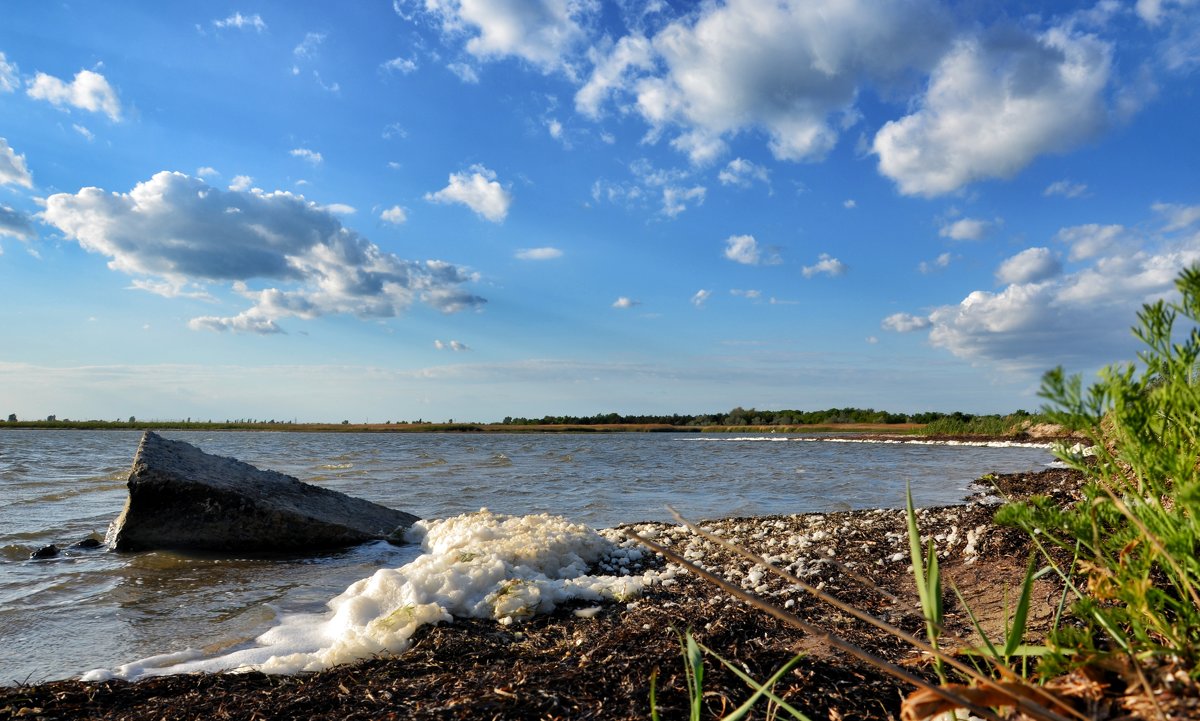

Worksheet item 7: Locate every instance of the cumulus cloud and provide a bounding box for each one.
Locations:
[213,12,266,32]
[515,246,562,260]
[890,203,1200,372]
[196,166,219,178]
[939,217,995,241]
[882,312,932,332]
[717,158,770,188]
[612,296,640,309]
[661,185,705,217]
[1055,223,1128,261]
[380,205,408,224]
[26,68,122,121]
[691,289,711,307]
[723,234,779,265]
[0,138,33,188]
[1044,179,1088,198]
[1153,202,1200,232]
[996,247,1062,284]
[0,52,18,93]
[919,252,953,274]
[290,148,323,165]
[447,62,480,83]
[583,0,950,165]
[874,26,1111,196]
[381,57,419,74]
[0,205,34,240]
[41,171,485,334]
[229,175,254,192]
[575,34,654,117]
[418,0,591,73]
[434,339,469,351]
[801,253,848,278]
[425,165,513,222]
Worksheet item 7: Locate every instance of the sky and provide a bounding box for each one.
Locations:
[1,0,1198,423]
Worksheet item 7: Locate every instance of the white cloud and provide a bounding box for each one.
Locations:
[425,164,513,223]
[585,0,950,165]
[26,69,122,121]
[691,289,711,307]
[290,148,324,165]
[381,205,408,224]
[731,289,761,299]
[294,32,326,59]
[383,123,408,140]
[939,217,995,241]
[1044,179,1088,198]
[575,34,654,117]
[447,62,480,84]
[612,296,640,309]
[213,12,266,32]
[1153,202,1200,232]
[865,336,879,344]
[918,252,953,274]
[196,166,219,179]
[41,171,485,333]
[0,52,18,93]
[661,185,705,217]
[724,234,763,265]
[996,247,1062,285]
[1137,0,1200,71]
[434,339,470,352]
[882,312,931,332]
[420,0,591,73]
[319,203,356,215]
[895,204,1200,372]
[1055,223,1128,261]
[0,205,34,240]
[72,124,95,141]
[717,158,770,188]
[0,138,33,188]
[874,27,1111,196]
[546,117,564,140]
[381,56,418,74]
[229,175,254,192]
[843,199,856,209]
[801,253,847,278]
[515,246,562,260]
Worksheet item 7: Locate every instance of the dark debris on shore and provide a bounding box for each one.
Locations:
[1,467,1089,721]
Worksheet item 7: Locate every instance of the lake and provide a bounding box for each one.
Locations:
[0,429,1055,684]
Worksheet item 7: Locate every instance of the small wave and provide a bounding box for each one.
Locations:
[317,463,354,470]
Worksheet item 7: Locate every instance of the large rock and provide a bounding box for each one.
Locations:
[109,431,419,553]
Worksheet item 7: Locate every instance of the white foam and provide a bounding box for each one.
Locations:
[83,509,671,682]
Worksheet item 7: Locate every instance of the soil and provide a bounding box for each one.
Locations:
[0,465,1182,721]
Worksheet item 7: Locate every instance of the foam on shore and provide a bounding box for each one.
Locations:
[83,510,671,682]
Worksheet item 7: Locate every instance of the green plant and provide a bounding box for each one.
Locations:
[649,630,811,721]
[997,264,1200,672]
[905,482,945,682]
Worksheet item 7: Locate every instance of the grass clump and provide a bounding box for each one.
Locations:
[997,264,1200,675]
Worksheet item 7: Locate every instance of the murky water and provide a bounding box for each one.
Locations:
[0,429,1054,684]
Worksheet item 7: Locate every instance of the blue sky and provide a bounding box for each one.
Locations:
[1,1,1198,423]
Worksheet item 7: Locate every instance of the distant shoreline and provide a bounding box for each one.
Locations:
[1,420,927,434]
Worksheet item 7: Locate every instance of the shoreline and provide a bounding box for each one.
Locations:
[0,466,1086,720]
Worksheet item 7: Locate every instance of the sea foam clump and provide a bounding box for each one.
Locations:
[84,509,668,681]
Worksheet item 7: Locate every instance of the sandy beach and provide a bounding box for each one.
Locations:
[0,465,1097,721]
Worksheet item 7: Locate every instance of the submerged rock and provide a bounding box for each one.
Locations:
[109,431,419,553]
[30,544,60,559]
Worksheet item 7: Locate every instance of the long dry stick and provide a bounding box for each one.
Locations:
[629,508,1083,721]
[666,510,1085,721]
[627,530,1006,721]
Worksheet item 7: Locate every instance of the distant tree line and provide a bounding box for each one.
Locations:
[499,407,1037,427]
